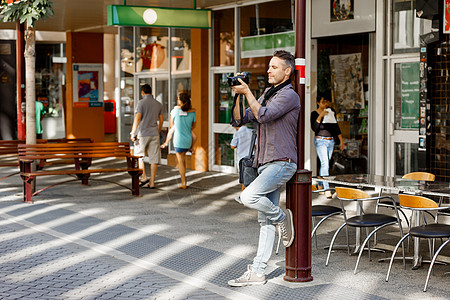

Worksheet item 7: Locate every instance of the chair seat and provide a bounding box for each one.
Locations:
[312,205,341,217]
[409,224,450,239]
[347,214,398,227]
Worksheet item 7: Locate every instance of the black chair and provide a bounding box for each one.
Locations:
[326,187,404,274]
[385,194,450,292]
[311,185,342,249]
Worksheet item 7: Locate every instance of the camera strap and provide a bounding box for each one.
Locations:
[247,130,257,158]
[230,93,244,126]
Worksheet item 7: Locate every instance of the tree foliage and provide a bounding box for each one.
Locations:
[0,0,54,27]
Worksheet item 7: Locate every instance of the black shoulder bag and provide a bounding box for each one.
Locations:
[238,130,258,187]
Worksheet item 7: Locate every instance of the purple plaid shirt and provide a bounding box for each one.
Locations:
[241,84,300,168]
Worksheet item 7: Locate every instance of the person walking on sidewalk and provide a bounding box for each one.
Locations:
[228,50,299,287]
[161,93,196,189]
[130,84,163,189]
[310,90,345,198]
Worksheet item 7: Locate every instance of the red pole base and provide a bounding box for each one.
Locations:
[284,169,313,282]
[284,266,313,282]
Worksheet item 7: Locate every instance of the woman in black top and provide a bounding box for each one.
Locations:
[311,91,344,198]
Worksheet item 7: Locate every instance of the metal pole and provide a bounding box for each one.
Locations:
[284,0,313,282]
[16,20,25,140]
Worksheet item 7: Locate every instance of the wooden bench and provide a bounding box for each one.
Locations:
[18,142,142,203]
[0,138,93,180]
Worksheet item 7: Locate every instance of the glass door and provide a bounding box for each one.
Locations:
[209,68,236,173]
[387,58,420,176]
[135,75,169,161]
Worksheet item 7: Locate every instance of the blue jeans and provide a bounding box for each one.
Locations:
[314,137,335,190]
[240,161,297,275]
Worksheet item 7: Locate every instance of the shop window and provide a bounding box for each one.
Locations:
[35,43,66,139]
[171,28,191,73]
[215,133,234,167]
[119,26,191,145]
[392,0,433,53]
[171,77,191,112]
[240,0,293,99]
[317,34,369,174]
[395,142,419,176]
[170,28,191,117]
[120,27,135,76]
[214,73,234,124]
[213,8,234,66]
[135,27,169,72]
[119,27,135,143]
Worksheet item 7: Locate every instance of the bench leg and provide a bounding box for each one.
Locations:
[129,171,141,196]
[22,176,34,204]
[76,174,90,185]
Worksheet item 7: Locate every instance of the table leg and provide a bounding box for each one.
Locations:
[353,200,362,254]
[412,210,422,270]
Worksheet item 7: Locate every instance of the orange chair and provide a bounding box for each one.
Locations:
[376,172,436,232]
[386,194,450,292]
[326,187,404,274]
[402,172,435,181]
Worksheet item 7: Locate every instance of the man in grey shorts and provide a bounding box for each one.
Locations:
[130,84,164,189]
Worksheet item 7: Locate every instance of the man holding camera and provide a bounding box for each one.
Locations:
[228,50,300,287]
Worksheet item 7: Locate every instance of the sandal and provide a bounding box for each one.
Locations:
[139,179,150,187]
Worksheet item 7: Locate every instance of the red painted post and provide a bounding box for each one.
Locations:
[284,0,313,282]
[16,20,25,140]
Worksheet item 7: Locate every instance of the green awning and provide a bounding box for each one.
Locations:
[107,5,212,29]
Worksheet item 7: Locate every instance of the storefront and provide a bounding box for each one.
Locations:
[0,30,66,140]
[384,0,434,176]
[310,0,434,177]
[35,43,66,139]
[209,0,294,172]
[118,26,192,162]
[113,0,437,177]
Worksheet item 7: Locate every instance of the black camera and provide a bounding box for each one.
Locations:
[227,72,249,86]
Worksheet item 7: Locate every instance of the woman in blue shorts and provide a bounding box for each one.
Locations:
[161,93,196,189]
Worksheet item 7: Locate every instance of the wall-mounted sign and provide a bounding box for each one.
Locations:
[241,31,294,59]
[445,0,450,34]
[400,62,420,129]
[107,5,212,29]
[330,0,354,22]
[72,64,103,108]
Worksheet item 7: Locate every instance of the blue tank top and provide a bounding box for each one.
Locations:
[171,108,196,149]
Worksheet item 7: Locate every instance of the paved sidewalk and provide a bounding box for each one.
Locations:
[0,158,449,299]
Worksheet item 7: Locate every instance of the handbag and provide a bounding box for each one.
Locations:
[239,130,258,187]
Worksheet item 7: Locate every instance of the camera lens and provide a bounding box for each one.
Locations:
[227,72,249,87]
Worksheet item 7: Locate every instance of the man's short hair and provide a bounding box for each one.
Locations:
[141,84,152,94]
[273,50,295,76]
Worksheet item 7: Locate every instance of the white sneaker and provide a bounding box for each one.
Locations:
[277,209,295,247]
[228,265,266,287]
